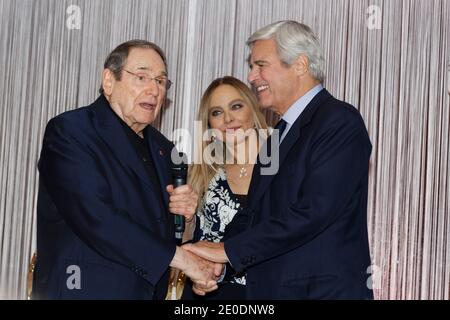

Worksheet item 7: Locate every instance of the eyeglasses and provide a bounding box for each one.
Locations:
[122,69,172,90]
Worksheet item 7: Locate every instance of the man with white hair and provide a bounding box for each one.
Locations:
[185,21,373,299]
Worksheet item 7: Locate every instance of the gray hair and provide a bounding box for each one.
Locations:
[247,20,325,83]
[99,39,168,94]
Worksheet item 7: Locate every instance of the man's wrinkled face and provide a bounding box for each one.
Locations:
[103,48,168,133]
[247,39,300,115]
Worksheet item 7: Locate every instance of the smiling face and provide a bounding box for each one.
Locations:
[102,47,168,134]
[207,84,255,144]
[247,38,302,115]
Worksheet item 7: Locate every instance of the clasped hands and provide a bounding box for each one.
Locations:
[182,241,229,295]
[169,240,228,296]
[167,184,229,296]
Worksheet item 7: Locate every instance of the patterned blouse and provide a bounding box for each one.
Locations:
[196,168,247,285]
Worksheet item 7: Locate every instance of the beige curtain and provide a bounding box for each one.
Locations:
[0,0,448,299]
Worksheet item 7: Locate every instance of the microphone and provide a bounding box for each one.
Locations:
[171,152,188,245]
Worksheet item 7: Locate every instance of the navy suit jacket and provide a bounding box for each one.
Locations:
[33,95,176,299]
[224,89,373,299]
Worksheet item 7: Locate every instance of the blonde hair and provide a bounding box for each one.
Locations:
[188,76,268,203]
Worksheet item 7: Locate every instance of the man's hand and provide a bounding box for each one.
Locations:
[183,241,229,263]
[170,247,222,295]
[166,184,198,222]
[191,262,224,296]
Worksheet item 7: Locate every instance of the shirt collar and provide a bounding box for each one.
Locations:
[282,84,324,125]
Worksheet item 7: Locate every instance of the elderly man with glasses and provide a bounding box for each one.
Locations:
[33,40,221,299]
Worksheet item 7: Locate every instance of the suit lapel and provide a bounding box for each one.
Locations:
[249,89,332,208]
[91,95,160,194]
[145,126,170,211]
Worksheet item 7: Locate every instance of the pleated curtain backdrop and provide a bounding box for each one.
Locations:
[0,0,449,299]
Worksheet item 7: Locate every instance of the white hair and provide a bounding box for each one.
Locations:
[247,20,325,83]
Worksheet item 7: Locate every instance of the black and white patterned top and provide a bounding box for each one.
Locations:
[196,168,247,285]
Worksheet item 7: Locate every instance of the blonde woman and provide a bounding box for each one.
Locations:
[178,76,268,300]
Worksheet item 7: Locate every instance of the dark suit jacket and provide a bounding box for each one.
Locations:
[224,89,373,299]
[33,95,176,299]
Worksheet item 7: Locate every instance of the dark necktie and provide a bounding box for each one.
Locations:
[275,118,287,140]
